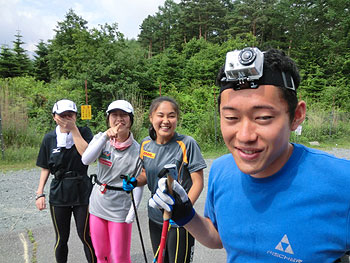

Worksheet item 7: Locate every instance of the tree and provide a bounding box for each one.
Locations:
[177,0,229,42]
[12,31,33,76]
[138,15,158,58]
[224,0,278,47]
[0,45,17,78]
[82,25,151,110]
[33,40,50,82]
[138,1,184,56]
[138,0,229,53]
[48,9,93,79]
[156,0,181,52]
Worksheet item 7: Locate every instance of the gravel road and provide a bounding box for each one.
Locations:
[1,148,349,262]
[0,159,221,263]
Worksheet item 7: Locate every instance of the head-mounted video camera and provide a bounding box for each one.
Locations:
[221,47,296,92]
[223,47,263,89]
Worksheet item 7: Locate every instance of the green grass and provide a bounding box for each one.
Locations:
[0,159,37,172]
[27,229,37,263]
[202,143,230,159]
[0,146,38,172]
[308,137,350,150]
[290,133,350,150]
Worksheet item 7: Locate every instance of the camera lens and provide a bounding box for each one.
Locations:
[242,51,253,60]
[238,48,256,65]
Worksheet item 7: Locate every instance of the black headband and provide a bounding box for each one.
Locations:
[219,66,296,94]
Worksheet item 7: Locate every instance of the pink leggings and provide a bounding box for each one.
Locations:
[90,214,132,263]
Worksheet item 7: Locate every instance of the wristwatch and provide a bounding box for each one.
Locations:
[35,193,45,200]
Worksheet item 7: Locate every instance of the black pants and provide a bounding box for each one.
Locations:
[50,205,96,263]
[149,219,195,263]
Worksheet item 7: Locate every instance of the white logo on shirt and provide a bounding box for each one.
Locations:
[275,234,294,254]
[52,148,60,154]
[266,234,303,262]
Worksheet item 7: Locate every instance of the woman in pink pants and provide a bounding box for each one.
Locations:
[82,100,144,262]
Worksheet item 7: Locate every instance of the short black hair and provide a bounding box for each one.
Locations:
[217,48,300,122]
[264,48,299,122]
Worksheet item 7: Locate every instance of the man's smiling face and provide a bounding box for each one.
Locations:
[220,85,295,178]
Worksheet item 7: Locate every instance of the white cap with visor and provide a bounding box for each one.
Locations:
[52,99,78,114]
[106,100,134,115]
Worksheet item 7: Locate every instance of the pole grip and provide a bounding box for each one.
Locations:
[163,176,174,220]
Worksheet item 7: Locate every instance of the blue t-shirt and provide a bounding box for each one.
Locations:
[205,143,350,262]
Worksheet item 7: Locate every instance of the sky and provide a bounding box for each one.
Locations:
[0,0,180,56]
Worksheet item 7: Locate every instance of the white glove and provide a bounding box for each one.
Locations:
[149,177,189,212]
[125,185,144,224]
[149,177,194,226]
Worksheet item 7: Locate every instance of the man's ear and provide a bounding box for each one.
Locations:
[291,100,306,131]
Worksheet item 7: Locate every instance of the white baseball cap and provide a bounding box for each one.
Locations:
[52,99,78,114]
[106,100,134,115]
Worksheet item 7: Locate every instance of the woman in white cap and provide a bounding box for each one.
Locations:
[35,99,96,263]
[82,100,144,263]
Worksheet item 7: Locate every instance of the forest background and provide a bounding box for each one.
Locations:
[1,0,350,168]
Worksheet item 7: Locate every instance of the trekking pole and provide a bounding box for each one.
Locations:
[157,164,177,263]
[121,174,148,263]
[130,184,148,263]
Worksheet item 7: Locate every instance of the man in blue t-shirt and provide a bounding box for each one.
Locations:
[149,47,350,262]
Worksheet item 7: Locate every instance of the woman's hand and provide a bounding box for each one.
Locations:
[35,196,46,210]
[35,168,49,211]
[54,115,77,132]
[106,123,121,139]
